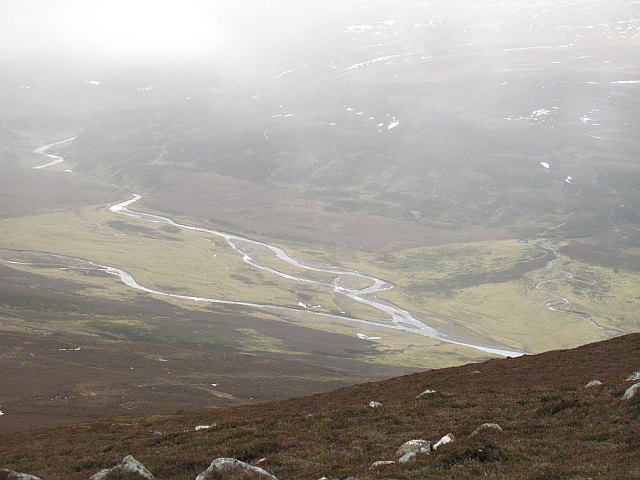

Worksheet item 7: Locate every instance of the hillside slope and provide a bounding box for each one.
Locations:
[1,333,639,479]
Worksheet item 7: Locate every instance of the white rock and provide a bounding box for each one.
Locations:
[432,433,455,450]
[416,389,436,398]
[396,439,431,456]
[370,460,395,469]
[471,423,503,436]
[398,452,416,463]
[0,469,43,480]
[89,455,155,480]
[196,458,277,480]
[195,424,215,431]
[585,380,603,388]
[369,401,382,408]
[626,372,640,381]
[622,382,640,400]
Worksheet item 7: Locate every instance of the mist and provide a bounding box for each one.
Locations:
[1,0,639,445]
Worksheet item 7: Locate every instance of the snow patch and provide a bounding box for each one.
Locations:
[85,80,101,86]
[274,69,293,79]
[344,25,374,33]
[565,176,572,183]
[344,54,407,71]
[540,162,550,169]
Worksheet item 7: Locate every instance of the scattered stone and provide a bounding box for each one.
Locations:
[470,370,481,375]
[196,458,277,480]
[626,372,640,381]
[622,382,640,400]
[416,389,436,398]
[585,380,603,388]
[398,452,416,463]
[370,460,395,469]
[0,469,42,480]
[471,423,504,436]
[396,439,431,456]
[89,455,155,480]
[369,401,382,408]
[194,424,216,431]
[432,433,455,450]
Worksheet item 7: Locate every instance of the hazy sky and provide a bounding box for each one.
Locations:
[0,0,239,61]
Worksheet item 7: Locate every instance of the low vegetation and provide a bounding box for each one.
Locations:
[1,333,638,479]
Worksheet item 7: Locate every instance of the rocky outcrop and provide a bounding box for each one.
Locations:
[585,380,603,388]
[196,458,277,480]
[0,469,42,480]
[471,423,503,436]
[622,382,640,400]
[396,439,431,456]
[627,372,640,382]
[89,455,155,480]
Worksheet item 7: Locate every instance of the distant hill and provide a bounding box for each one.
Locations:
[1,333,638,479]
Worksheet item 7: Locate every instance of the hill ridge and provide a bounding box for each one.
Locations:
[1,333,639,479]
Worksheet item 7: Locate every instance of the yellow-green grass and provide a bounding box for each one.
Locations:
[531,259,640,334]
[0,204,394,336]
[0,205,343,310]
[264,306,490,369]
[230,239,339,285]
[233,328,300,355]
[325,239,640,354]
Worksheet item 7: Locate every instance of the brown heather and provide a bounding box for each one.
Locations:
[1,333,639,480]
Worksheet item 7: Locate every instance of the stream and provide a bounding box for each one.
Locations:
[9,137,530,357]
[535,241,606,330]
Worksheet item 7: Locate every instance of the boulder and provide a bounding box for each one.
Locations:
[398,452,416,463]
[416,389,436,398]
[196,458,277,480]
[626,372,640,382]
[0,469,42,480]
[89,455,155,480]
[432,433,455,450]
[470,370,481,375]
[369,460,395,469]
[470,423,503,436]
[369,401,382,408]
[622,382,640,400]
[585,380,603,388]
[396,439,431,456]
